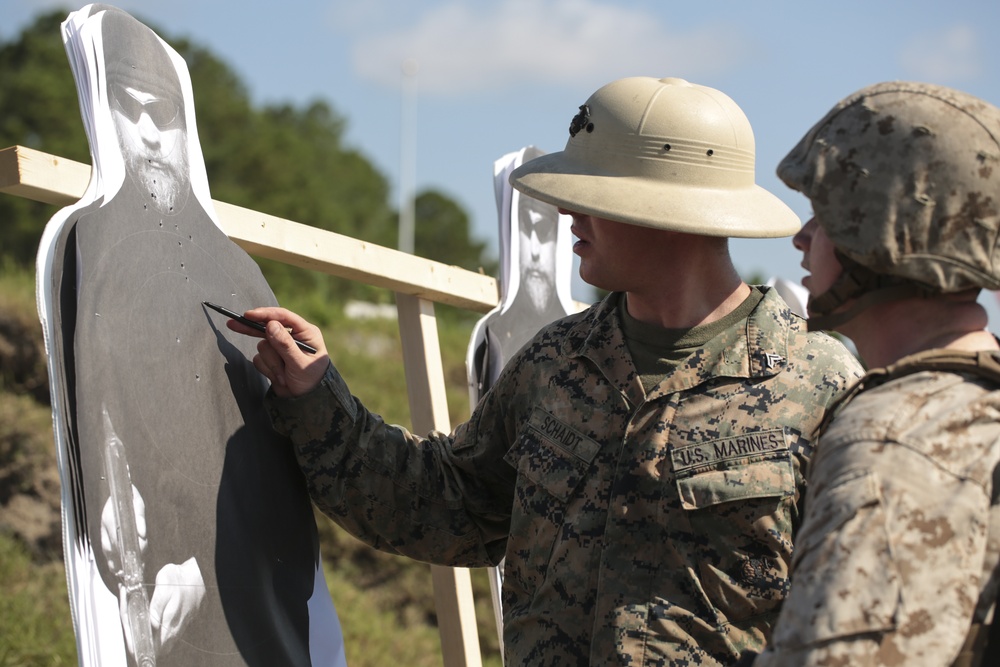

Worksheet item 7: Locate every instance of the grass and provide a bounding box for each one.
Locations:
[0,534,78,666]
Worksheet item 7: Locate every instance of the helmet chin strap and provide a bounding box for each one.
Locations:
[806,254,932,332]
[807,283,929,332]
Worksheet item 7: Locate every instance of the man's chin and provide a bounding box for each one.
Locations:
[133,172,186,214]
[523,280,555,312]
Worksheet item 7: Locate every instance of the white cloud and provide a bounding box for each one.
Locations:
[347,0,753,94]
[899,24,981,82]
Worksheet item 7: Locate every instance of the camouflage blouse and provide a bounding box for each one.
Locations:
[266,286,863,665]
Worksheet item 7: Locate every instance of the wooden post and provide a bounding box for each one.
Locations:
[395,293,484,667]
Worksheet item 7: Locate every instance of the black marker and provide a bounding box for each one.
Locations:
[203,301,318,354]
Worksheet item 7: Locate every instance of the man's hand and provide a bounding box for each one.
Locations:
[100,484,147,576]
[226,306,329,398]
[148,557,206,654]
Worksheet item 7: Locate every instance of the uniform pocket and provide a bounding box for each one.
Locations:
[503,407,600,502]
[673,429,795,509]
[771,467,899,648]
[671,428,799,623]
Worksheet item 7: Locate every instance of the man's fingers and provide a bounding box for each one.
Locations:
[245,306,307,330]
[253,342,286,389]
[224,318,265,339]
[266,320,304,359]
[246,308,324,352]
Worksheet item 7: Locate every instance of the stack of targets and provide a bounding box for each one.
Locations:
[36,5,346,665]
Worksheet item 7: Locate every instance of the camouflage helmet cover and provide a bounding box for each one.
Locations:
[778,81,1000,292]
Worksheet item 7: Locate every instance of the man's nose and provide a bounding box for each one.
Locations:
[792,217,816,252]
[137,112,162,148]
[791,229,807,252]
[529,229,542,256]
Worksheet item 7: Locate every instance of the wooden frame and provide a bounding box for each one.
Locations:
[0,144,495,667]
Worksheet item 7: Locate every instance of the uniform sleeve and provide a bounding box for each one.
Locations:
[265,362,513,567]
[753,435,991,666]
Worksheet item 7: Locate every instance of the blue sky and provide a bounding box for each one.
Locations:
[7,0,1000,305]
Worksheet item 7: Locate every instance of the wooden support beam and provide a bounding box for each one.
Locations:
[215,201,498,312]
[396,293,484,667]
[0,145,92,206]
[0,145,500,313]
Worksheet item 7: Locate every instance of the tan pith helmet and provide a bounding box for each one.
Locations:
[509,76,800,238]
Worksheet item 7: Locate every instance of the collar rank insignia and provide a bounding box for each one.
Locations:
[764,353,784,369]
[569,104,593,137]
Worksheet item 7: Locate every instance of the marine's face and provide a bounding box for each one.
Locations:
[112,84,187,213]
[793,216,843,298]
[560,208,668,293]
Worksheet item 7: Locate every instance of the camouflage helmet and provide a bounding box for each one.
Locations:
[778,81,1000,326]
[509,77,800,238]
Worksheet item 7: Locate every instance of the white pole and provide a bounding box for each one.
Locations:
[398,58,418,254]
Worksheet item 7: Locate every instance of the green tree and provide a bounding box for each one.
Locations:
[0,9,89,265]
[414,189,496,275]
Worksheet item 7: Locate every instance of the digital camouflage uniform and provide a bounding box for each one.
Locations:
[754,349,1000,666]
[266,286,862,665]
